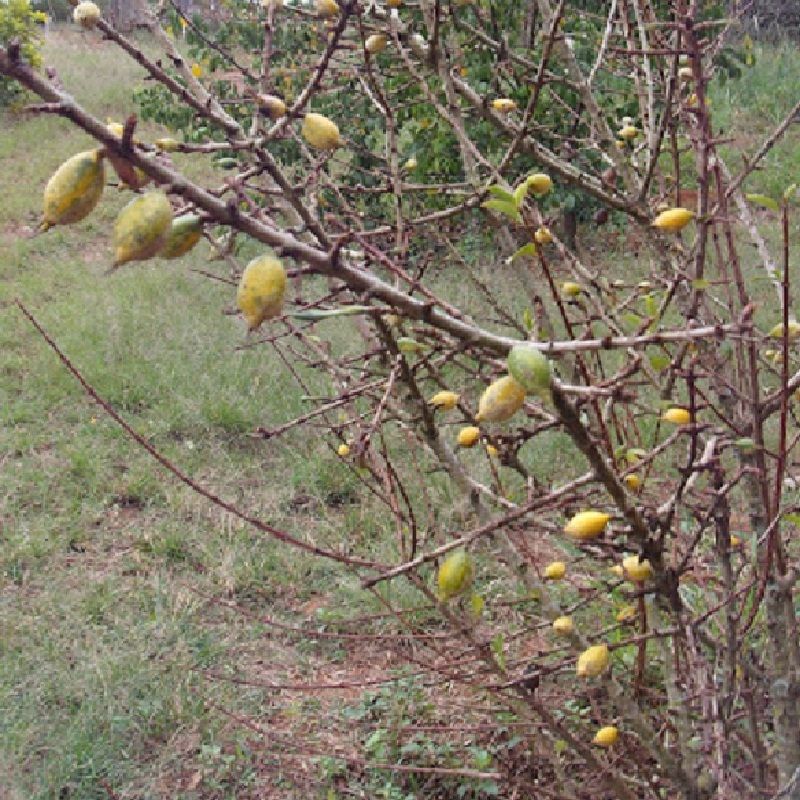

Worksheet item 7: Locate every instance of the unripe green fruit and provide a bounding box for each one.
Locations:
[507,343,552,398]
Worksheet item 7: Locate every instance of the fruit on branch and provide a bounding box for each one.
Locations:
[236,255,288,330]
[621,555,653,583]
[73,1,101,29]
[651,207,695,233]
[315,0,340,17]
[397,337,427,353]
[41,149,105,231]
[408,33,429,59]
[661,407,692,425]
[609,565,624,578]
[544,561,566,580]
[592,725,619,747]
[302,113,342,150]
[475,376,526,423]
[577,644,610,678]
[428,390,460,411]
[534,226,553,245]
[106,120,124,138]
[730,535,742,548]
[615,604,637,623]
[564,511,610,541]
[485,444,499,457]
[525,173,553,197]
[617,124,639,140]
[437,550,474,601]
[506,343,551,399]
[257,94,287,119]
[365,34,388,54]
[337,443,351,457]
[404,157,418,170]
[491,98,518,113]
[561,281,581,297]
[552,616,574,635]
[768,320,800,341]
[457,426,481,448]
[623,474,641,491]
[159,214,203,259]
[155,137,181,152]
[111,191,172,267]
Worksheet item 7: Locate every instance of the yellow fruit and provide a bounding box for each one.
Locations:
[592,725,619,747]
[730,534,742,548]
[609,565,624,578]
[302,113,342,150]
[41,149,105,231]
[615,139,626,150]
[316,0,340,16]
[365,34,388,54]
[429,390,460,411]
[387,0,402,6]
[577,644,610,678]
[475,375,526,423]
[544,561,566,580]
[491,98,517,113]
[73,1,101,28]
[457,426,481,448]
[337,443,351,457]
[397,337,426,353]
[257,94,287,119]
[662,407,692,425]
[623,474,641,491]
[106,120,124,138]
[768,321,800,341]
[622,554,653,583]
[507,343,551,398]
[437,550,474,601]
[687,92,698,107]
[485,444,499,457]
[561,281,581,297]
[237,255,287,330]
[404,157,418,170]
[615,604,637,623]
[155,137,181,152]
[618,124,638,140]
[160,213,203,260]
[534,226,553,245]
[112,191,173,267]
[552,616,574,635]
[652,207,695,233]
[564,511,611,541]
[191,62,204,79]
[526,173,553,197]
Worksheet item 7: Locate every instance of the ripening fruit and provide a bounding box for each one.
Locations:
[106,120,124,138]
[41,149,105,231]
[365,34,388,54]
[652,207,695,233]
[526,173,553,197]
[592,726,619,747]
[618,124,638,140]
[506,343,551,398]
[337,443,350,457]
[475,375,526,423]
[622,555,653,582]
[491,98,517,113]
[160,213,203,259]
[429,390,460,411]
[485,444,499,457]
[302,113,342,150]
[615,604,637,623]
[112,191,173,267]
[237,255,287,330]
[155,137,181,152]
[74,1,101,28]
[609,565,624,578]
[564,511,611,541]
[561,281,581,297]
[543,561,566,580]
[397,337,426,353]
[534,226,553,245]
[623,474,641,491]
[257,94,287,119]
[437,550,474,601]
[768,321,800,341]
[577,644,610,678]
[404,156,417,170]
[316,0,340,16]
[730,535,742,548]
[552,616,574,635]
[387,0,402,6]
[457,426,481,448]
[662,407,692,425]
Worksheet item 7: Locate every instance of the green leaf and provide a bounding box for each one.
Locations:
[490,633,506,670]
[649,353,671,372]
[643,293,658,318]
[745,193,779,212]
[522,308,534,331]
[482,198,522,223]
[784,512,800,526]
[470,593,485,618]
[513,181,529,207]
[291,305,374,320]
[511,242,537,262]
[486,185,516,203]
[691,278,710,290]
[621,312,643,332]
[784,183,798,202]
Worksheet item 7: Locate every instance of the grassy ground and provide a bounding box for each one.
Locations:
[2,26,800,800]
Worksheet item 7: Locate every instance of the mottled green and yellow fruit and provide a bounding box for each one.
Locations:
[302,112,342,150]
[485,444,499,457]
[615,604,637,623]
[160,214,203,260]
[552,616,574,635]
[236,255,287,330]
[534,226,553,245]
[662,407,692,425]
[577,644,609,678]
[622,555,653,582]
[315,0,340,16]
[564,511,610,541]
[491,98,517,113]
[112,191,172,267]
[543,561,566,581]
[652,207,694,233]
[437,550,474,601]
[365,34,388,54]
[457,426,481,448]
[429,390,460,411]
[768,320,800,341]
[337,443,351,457]
[475,375,526,423]
[74,1,101,28]
[42,149,105,231]
[257,94,287,119]
[617,124,638,140]
[404,156,418,170]
[623,473,641,491]
[507,343,551,398]
[526,173,552,197]
[561,281,581,297]
[592,725,619,747]
[155,137,181,152]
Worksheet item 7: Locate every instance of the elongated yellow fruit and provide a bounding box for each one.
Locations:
[617,124,638,140]
[534,226,553,245]
[457,426,481,448]
[42,150,105,231]
[652,207,694,233]
[622,554,653,582]
[155,137,181,152]
[159,213,203,260]
[337,443,351,457]
[257,94,287,119]
[74,1,101,28]
[507,344,551,398]
[564,511,610,540]
[112,191,173,266]
[623,473,641,491]
[552,616,574,635]
[562,281,581,297]
[615,604,637,623]
[365,34,388,54]
[236,255,287,330]
[592,725,619,747]
[543,561,566,581]
[768,320,800,341]
[437,550,474,601]
[491,98,517,113]
[429,390,460,411]
[577,644,609,678]
[316,0,340,16]
[526,173,552,196]
[662,407,692,425]
[475,375,526,423]
[302,113,342,150]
